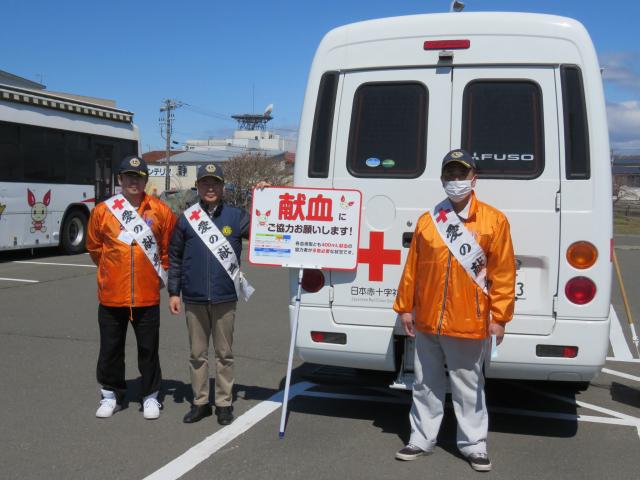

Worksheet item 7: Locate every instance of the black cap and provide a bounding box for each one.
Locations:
[441,149,476,172]
[197,163,224,182]
[119,155,149,176]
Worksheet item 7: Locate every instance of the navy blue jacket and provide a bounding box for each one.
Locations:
[168,201,250,304]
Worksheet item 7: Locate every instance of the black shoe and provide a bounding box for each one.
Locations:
[395,444,431,461]
[183,404,212,424]
[467,453,492,472]
[215,406,234,425]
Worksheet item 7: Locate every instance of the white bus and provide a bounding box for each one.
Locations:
[0,84,139,254]
[290,12,612,386]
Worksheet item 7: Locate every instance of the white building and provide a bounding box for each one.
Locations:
[185,111,296,155]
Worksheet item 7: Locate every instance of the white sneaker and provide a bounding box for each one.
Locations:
[96,398,121,418]
[143,397,161,420]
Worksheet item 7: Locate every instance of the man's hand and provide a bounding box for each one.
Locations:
[255,181,271,190]
[400,312,415,337]
[169,296,182,315]
[489,322,505,345]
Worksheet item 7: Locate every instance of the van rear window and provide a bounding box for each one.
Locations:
[309,72,339,178]
[561,66,590,180]
[347,82,427,178]
[462,81,544,179]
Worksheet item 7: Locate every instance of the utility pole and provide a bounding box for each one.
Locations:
[159,99,183,191]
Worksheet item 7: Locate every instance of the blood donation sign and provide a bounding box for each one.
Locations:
[249,187,362,270]
[249,186,362,439]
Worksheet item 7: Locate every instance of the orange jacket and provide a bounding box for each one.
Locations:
[87,194,177,307]
[393,193,515,340]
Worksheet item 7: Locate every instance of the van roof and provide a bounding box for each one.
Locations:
[312,12,597,71]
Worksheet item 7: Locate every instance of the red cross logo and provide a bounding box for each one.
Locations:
[358,231,401,282]
[112,198,125,210]
[436,208,451,223]
[189,209,202,221]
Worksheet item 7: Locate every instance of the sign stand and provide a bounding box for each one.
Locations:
[279,267,304,438]
[248,186,362,438]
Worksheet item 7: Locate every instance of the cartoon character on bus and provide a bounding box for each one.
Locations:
[0,201,5,220]
[27,189,51,233]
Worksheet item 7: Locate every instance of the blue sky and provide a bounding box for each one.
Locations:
[2,0,639,154]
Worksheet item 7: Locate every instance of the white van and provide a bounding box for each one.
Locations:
[290,12,612,386]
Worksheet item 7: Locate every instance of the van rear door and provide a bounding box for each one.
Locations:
[450,67,561,334]
[330,68,452,327]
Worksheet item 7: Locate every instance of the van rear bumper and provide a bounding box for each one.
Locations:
[486,317,610,382]
[292,306,396,371]
[291,305,611,381]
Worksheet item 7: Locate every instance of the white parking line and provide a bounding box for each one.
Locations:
[0,277,39,283]
[13,261,96,268]
[601,368,640,383]
[607,357,640,363]
[143,381,314,480]
[609,306,634,360]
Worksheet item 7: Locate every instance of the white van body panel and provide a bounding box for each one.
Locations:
[291,12,612,383]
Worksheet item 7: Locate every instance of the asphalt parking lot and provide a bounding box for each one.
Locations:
[1,239,639,480]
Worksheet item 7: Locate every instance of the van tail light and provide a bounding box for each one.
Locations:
[566,241,598,269]
[536,345,578,358]
[565,276,596,304]
[311,331,346,345]
[301,268,325,293]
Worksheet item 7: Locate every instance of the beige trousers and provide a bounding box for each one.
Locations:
[185,302,236,407]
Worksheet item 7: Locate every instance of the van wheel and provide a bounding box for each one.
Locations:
[61,210,88,254]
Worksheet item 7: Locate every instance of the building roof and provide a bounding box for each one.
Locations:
[613,166,640,175]
[0,69,45,90]
[142,150,184,163]
[613,156,640,166]
[155,147,285,165]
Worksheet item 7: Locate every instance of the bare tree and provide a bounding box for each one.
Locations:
[223,153,293,208]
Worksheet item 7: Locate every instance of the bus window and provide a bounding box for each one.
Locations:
[462,81,544,179]
[0,122,21,181]
[347,82,427,178]
[22,126,49,182]
[67,132,93,185]
[47,130,66,183]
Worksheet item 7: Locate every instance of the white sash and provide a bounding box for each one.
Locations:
[183,203,255,302]
[106,194,168,287]
[430,198,488,295]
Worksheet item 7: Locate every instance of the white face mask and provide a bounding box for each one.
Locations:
[443,180,473,202]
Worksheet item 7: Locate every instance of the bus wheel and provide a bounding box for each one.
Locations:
[61,210,88,254]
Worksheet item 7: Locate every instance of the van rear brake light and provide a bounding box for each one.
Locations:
[301,268,325,293]
[311,331,346,345]
[565,276,596,304]
[423,40,470,50]
[536,345,579,358]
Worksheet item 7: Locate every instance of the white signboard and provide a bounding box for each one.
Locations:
[249,187,362,270]
[148,165,188,177]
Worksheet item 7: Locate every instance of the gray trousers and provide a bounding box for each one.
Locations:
[409,331,489,456]
[185,302,236,407]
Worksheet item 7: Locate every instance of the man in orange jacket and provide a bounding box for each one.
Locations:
[393,149,515,472]
[87,156,176,420]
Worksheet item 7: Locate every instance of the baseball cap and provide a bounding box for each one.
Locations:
[119,155,149,176]
[197,163,224,182]
[441,149,476,171]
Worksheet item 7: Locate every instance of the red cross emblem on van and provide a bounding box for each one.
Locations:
[358,231,401,282]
